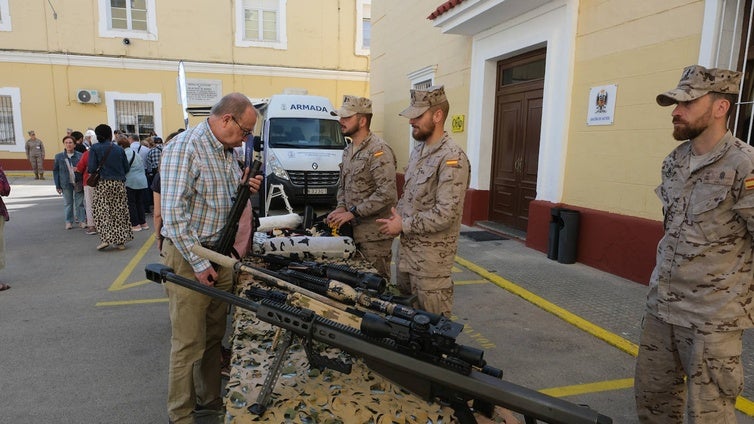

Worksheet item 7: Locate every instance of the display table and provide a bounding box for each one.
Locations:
[223,267,457,424]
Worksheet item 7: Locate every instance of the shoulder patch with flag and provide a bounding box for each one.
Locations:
[373,150,384,157]
[446,159,461,168]
[746,177,754,190]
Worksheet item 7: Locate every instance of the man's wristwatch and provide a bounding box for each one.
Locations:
[348,205,359,218]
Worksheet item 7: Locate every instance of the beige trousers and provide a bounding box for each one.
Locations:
[162,240,233,424]
[635,312,743,424]
[395,270,453,317]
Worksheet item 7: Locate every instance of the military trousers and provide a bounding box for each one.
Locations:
[396,270,453,317]
[162,239,233,424]
[356,238,394,280]
[635,312,743,424]
[28,155,43,176]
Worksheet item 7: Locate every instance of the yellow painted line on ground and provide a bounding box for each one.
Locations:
[96,298,168,307]
[455,255,754,416]
[454,279,489,286]
[540,378,634,398]
[455,255,639,357]
[451,265,462,273]
[736,396,754,416]
[108,234,156,292]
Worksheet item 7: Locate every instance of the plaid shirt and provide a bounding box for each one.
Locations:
[160,119,242,272]
[146,144,162,173]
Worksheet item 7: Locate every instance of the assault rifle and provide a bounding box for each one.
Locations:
[147,251,613,424]
[213,159,262,259]
[256,253,387,293]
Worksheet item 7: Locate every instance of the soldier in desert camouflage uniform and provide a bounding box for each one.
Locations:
[635,65,754,423]
[327,95,398,279]
[378,85,470,317]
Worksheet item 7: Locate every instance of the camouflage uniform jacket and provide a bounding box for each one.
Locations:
[336,132,397,243]
[648,131,754,331]
[397,132,470,277]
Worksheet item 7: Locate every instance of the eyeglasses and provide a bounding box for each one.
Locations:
[231,116,253,137]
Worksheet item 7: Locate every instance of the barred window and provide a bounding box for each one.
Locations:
[114,100,154,140]
[0,95,15,145]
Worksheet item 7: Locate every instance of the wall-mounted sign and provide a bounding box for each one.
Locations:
[176,78,223,106]
[451,114,465,133]
[587,84,617,126]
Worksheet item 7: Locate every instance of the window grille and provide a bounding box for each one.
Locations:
[114,100,154,140]
[0,95,15,145]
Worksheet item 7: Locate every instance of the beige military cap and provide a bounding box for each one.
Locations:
[657,65,742,106]
[330,95,372,117]
[399,85,448,119]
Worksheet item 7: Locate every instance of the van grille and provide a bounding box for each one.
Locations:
[288,171,340,187]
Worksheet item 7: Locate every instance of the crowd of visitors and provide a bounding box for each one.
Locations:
[36,125,185,251]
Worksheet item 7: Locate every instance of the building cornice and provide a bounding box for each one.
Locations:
[0,50,369,82]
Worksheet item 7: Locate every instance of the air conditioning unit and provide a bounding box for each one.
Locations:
[76,89,101,104]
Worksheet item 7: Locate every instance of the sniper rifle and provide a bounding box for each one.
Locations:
[255,253,387,293]
[146,258,612,424]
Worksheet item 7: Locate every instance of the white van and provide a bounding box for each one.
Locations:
[255,94,346,213]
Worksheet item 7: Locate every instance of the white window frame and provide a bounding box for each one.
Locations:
[97,0,158,41]
[700,0,752,140]
[0,0,11,32]
[355,0,371,56]
[105,92,163,140]
[406,65,437,153]
[0,87,25,153]
[235,0,288,50]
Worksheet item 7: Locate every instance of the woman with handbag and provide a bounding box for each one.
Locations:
[87,124,133,251]
[52,135,86,230]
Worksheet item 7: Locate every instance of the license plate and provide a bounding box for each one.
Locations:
[307,188,327,195]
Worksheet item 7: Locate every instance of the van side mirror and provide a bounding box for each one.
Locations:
[253,135,263,152]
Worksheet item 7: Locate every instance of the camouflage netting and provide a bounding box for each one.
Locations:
[224,267,458,424]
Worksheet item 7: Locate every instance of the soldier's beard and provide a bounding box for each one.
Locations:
[672,108,712,141]
[412,122,435,142]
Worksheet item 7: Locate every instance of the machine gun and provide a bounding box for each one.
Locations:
[256,253,387,293]
[213,159,262,259]
[147,252,613,424]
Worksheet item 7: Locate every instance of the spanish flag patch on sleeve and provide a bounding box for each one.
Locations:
[446,159,460,168]
[374,150,384,157]
[746,177,754,190]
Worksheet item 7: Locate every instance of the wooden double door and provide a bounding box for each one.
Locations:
[489,49,545,231]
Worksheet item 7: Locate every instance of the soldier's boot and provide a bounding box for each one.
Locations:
[34,172,39,180]
[39,172,45,180]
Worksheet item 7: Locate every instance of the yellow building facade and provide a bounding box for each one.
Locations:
[0,0,370,168]
[371,0,748,283]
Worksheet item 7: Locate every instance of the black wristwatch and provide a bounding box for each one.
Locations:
[348,205,359,218]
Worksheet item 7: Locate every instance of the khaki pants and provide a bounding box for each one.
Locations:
[635,312,743,424]
[356,238,393,280]
[163,240,233,424]
[396,270,453,317]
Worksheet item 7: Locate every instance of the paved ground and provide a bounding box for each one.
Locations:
[1,173,754,423]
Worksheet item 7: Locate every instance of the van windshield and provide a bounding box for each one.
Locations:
[267,118,346,150]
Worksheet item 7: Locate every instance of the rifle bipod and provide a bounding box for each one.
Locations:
[247,326,352,416]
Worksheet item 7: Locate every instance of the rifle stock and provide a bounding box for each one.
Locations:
[145,262,612,424]
[213,159,262,259]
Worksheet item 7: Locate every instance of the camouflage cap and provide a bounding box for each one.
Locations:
[399,85,448,119]
[656,65,742,106]
[330,95,372,117]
